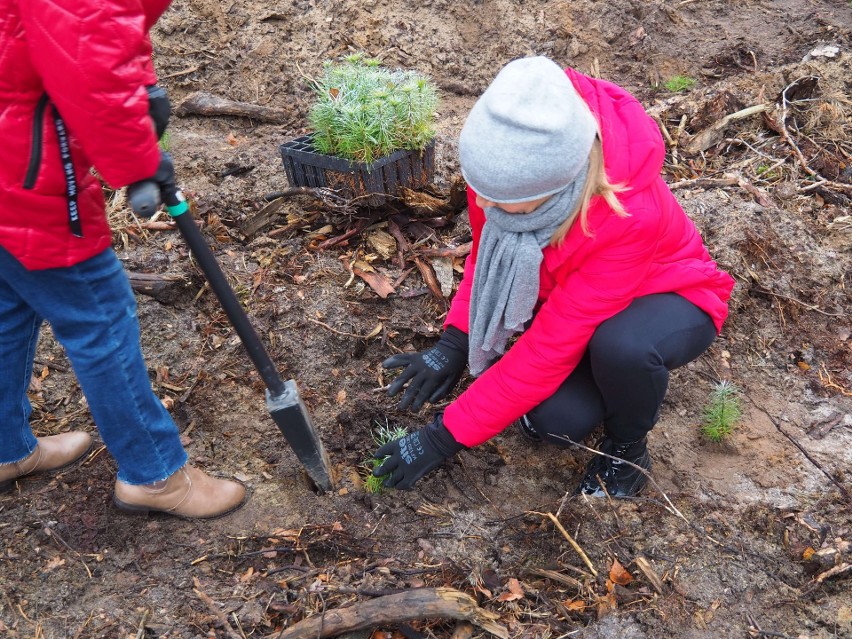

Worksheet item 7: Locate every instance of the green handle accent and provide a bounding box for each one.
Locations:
[166,200,189,217]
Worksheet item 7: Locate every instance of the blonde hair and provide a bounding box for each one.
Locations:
[550,136,628,245]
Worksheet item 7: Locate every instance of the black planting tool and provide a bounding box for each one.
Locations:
[127,177,334,492]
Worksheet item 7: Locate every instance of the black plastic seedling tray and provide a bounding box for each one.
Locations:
[279,135,435,205]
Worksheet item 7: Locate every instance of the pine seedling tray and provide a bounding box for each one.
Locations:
[279,134,435,206]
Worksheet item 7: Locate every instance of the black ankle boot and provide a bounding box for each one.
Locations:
[517,414,543,443]
[577,436,651,498]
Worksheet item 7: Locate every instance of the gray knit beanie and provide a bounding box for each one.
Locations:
[459,57,598,203]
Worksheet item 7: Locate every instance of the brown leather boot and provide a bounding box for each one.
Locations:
[0,431,93,492]
[113,465,247,519]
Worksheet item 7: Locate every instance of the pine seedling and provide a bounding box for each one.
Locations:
[663,75,696,93]
[307,55,438,163]
[700,380,742,442]
[363,419,408,494]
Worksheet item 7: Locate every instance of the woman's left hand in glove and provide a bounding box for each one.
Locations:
[373,413,465,490]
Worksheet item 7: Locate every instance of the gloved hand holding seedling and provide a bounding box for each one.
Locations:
[364,420,409,493]
[372,413,465,490]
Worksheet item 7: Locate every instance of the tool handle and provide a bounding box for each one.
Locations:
[128,179,287,396]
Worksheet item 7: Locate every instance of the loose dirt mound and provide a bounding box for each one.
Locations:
[2,1,851,638]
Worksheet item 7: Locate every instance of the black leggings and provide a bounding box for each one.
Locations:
[527,293,717,444]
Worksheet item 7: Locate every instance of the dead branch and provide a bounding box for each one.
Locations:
[263,187,349,206]
[242,199,285,238]
[176,92,291,124]
[554,435,697,530]
[307,318,382,340]
[775,78,852,195]
[416,242,473,259]
[633,556,665,594]
[745,395,851,502]
[754,287,845,317]
[669,175,740,190]
[266,588,508,639]
[668,172,772,206]
[193,578,243,639]
[525,567,585,590]
[684,104,769,154]
[313,215,380,250]
[130,220,177,231]
[529,511,598,577]
[814,562,852,584]
[127,271,187,302]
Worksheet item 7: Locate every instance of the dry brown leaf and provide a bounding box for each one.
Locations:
[364,322,383,339]
[336,389,347,404]
[367,230,397,260]
[43,556,66,572]
[609,558,633,586]
[496,577,525,602]
[352,265,395,299]
[564,599,586,611]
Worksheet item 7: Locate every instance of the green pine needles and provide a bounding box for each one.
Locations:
[663,75,696,93]
[307,53,438,164]
[700,380,742,443]
[363,419,409,494]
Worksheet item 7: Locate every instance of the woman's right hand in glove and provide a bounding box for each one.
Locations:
[383,325,468,411]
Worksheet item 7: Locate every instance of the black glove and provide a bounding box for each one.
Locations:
[127,152,178,217]
[373,413,465,490]
[383,325,468,411]
[146,84,171,140]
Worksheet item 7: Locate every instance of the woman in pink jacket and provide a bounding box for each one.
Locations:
[375,57,735,497]
[0,0,246,518]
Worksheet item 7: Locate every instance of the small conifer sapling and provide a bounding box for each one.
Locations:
[700,380,742,443]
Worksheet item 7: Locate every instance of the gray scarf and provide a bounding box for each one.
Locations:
[468,164,588,376]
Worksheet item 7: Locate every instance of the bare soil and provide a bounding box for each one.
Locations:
[2,1,852,638]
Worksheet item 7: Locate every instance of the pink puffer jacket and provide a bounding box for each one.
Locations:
[443,69,735,447]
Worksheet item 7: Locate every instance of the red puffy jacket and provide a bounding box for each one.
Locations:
[443,69,736,447]
[0,0,170,270]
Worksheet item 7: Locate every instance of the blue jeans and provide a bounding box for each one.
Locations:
[0,246,187,484]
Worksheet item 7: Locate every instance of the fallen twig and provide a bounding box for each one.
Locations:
[307,318,381,340]
[745,394,851,502]
[814,562,852,584]
[775,78,852,195]
[754,287,845,317]
[555,436,692,527]
[266,587,508,639]
[193,577,244,639]
[685,104,769,154]
[633,556,665,594]
[135,609,150,639]
[263,187,349,206]
[668,172,772,206]
[529,511,598,577]
[176,92,291,124]
[669,175,739,190]
[746,613,799,639]
[416,242,473,259]
[525,567,585,590]
[160,65,200,80]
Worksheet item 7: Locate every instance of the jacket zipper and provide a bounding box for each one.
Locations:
[23,93,49,189]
